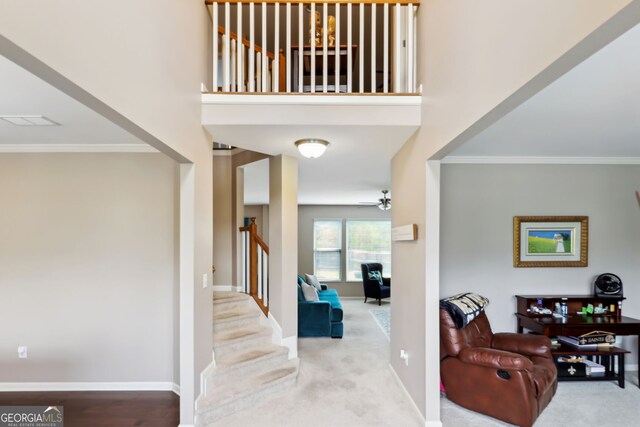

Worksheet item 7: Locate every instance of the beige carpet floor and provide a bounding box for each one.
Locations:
[442,370,640,426]
[203,298,423,427]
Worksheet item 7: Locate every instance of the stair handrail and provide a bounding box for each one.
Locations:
[239,217,269,316]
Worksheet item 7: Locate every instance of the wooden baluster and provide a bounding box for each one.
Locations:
[249,2,255,92]
[261,2,268,92]
[274,3,280,92]
[335,4,340,93]
[298,3,303,92]
[212,2,218,92]
[359,3,364,93]
[322,2,328,93]
[237,3,244,92]
[347,3,352,92]
[383,4,389,93]
[371,4,376,93]
[406,4,414,92]
[286,3,292,92]
[224,2,231,91]
[310,3,316,93]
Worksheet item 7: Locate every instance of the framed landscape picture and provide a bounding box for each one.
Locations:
[513,216,588,267]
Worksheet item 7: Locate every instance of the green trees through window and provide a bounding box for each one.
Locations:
[313,219,391,282]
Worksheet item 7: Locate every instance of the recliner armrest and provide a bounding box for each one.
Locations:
[492,333,553,358]
[458,347,534,370]
[382,277,390,287]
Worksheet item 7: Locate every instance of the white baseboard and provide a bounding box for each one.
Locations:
[0,382,179,393]
[172,383,181,396]
[211,285,233,291]
[388,365,429,426]
[281,335,298,359]
[261,312,297,359]
[196,358,217,409]
[178,424,194,427]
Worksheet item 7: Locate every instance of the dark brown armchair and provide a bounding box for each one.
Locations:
[440,309,557,427]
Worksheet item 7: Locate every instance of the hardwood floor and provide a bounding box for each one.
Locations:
[0,391,179,427]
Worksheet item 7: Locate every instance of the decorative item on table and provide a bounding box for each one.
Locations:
[555,358,587,377]
[578,330,616,345]
[528,305,552,315]
[557,334,614,350]
[309,10,323,45]
[327,15,336,46]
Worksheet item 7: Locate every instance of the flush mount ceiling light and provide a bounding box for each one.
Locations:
[295,138,329,159]
[0,115,60,126]
[377,190,391,211]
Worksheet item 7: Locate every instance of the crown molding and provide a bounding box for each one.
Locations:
[441,156,640,165]
[0,144,158,153]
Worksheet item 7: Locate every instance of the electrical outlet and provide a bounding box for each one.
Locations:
[18,346,27,359]
[202,273,208,288]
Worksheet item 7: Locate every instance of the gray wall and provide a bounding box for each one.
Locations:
[0,153,179,384]
[298,205,391,297]
[441,164,640,366]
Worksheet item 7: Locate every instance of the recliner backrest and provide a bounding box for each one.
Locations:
[440,309,493,359]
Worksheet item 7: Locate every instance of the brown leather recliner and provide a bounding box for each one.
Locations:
[440,309,557,427]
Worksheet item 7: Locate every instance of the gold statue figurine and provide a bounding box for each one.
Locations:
[327,15,336,47]
[309,10,323,46]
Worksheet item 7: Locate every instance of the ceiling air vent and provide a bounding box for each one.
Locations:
[0,115,60,126]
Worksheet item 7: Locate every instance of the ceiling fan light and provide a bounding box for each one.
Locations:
[377,200,391,210]
[295,138,329,158]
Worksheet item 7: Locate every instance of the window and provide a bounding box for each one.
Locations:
[313,220,342,281]
[346,220,392,281]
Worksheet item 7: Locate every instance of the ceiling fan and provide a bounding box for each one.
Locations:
[358,190,391,210]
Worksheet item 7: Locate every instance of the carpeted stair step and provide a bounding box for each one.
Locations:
[196,358,299,425]
[212,308,261,333]
[212,291,252,313]
[212,325,272,358]
[206,344,290,389]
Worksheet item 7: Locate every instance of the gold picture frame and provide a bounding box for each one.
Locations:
[513,216,588,268]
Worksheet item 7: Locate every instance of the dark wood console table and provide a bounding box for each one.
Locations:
[515,295,640,388]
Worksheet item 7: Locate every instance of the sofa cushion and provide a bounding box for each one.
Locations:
[305,274,323,292]
[297,283,305,302]
[301,282,319,301]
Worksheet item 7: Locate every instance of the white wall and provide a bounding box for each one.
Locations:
[213,155,233,289]
[298,205,391,297]
[269,155,298,355]
[0,153,178,384]
[441,163,640,366]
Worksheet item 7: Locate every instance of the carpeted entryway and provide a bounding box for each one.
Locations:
[203,298,421,427]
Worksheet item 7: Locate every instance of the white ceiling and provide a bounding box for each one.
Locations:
[217,124,413,205]
[447,23,640,159]
[0,55,147,147]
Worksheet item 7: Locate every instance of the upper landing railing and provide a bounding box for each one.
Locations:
[205,0,419,94]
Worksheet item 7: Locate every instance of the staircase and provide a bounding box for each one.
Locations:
[195,291,299,426]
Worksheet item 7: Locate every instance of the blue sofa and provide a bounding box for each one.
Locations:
[297,275,344,338]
